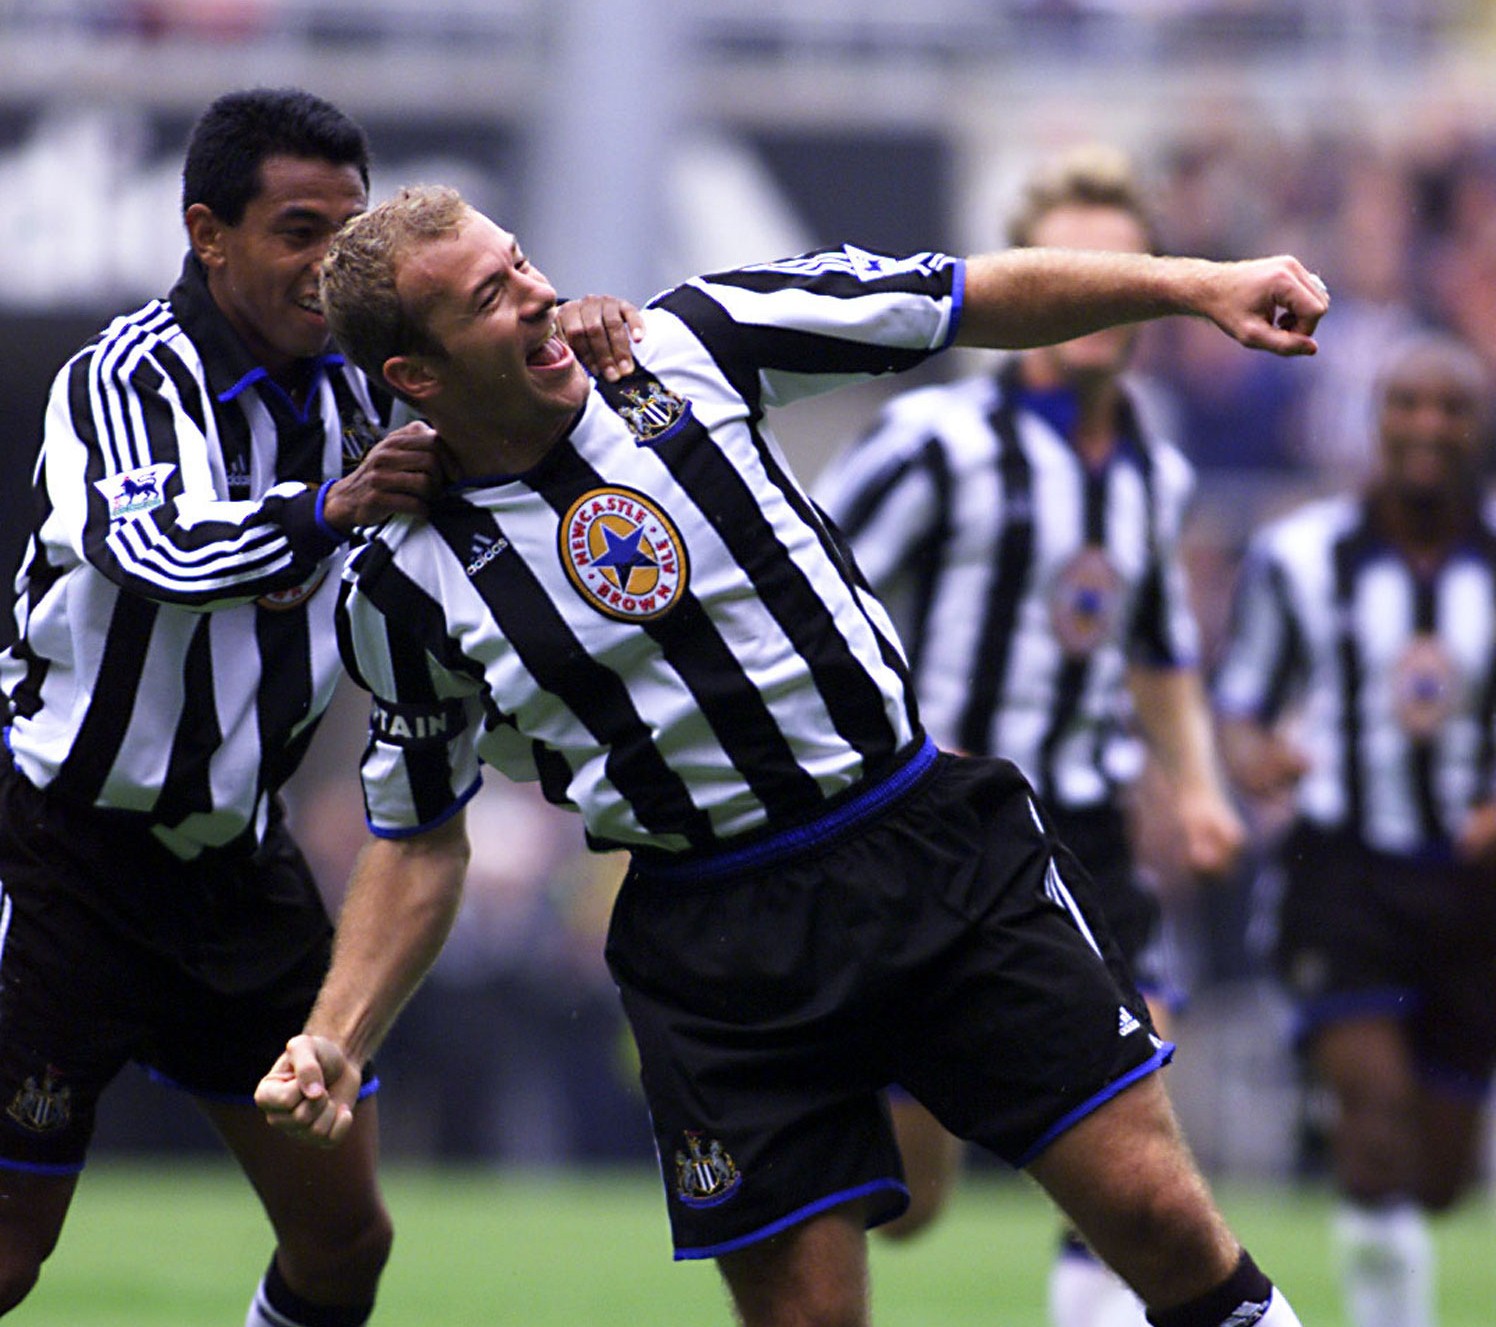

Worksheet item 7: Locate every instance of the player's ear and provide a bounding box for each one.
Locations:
[383,354,439,403]
[185,203,228,270]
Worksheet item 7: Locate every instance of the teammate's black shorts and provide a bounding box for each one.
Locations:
[608,748,1169,1261]
[1275,818,1496,1095]
[0,756,372,1174]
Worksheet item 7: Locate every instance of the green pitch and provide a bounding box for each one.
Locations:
[10,1163,1494,1325]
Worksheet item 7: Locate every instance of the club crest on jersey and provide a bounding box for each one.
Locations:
[673,1131,742,1208]
[95,463,175,520]
[1393,634,1460,739]
[560,486,688,621]
[6,1067,71,1135]
[616,381,688,443]
[1049,546,1123,657]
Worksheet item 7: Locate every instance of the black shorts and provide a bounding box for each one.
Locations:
[607,750,1168,1261]
[1046,802,1172,1002]
[0,759,366,1173]
[1275,819,1496,1093]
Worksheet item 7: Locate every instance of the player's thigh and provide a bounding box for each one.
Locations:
[203,1096,390,1265]
[1026,1073,1236,1300]
[882,1094,963,1240]
[1310,1015,1416,1116]
[717,1199,871,1327]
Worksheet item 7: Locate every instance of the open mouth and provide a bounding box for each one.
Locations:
[525,332,571,370]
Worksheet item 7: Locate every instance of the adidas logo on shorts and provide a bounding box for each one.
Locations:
[1117,1007,1141,1037]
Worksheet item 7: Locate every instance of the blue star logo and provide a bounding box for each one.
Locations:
[593,522,658,592]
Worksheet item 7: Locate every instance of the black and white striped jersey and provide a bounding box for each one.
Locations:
[0,255,396,858]
[813,362,1199,810]
[339,245,961,853]
[1215,494,1496,857]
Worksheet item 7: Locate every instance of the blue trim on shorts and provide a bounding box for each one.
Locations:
[1015,1040,1175,1169]
[141,1064,382,1104]
[1292,990,1490,1101]
[672,1177,909,1262]
[0,1155,84,1176]
[1291,986,1416,1046]
[634,738,938,885]
[1416,1057,1493,1103]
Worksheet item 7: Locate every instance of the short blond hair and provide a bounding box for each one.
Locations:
[320,183,470,392]
[1006,145,1159,252]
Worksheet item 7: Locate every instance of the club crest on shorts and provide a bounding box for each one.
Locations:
[1049,546,1123,657]
[6,1067,71,1134]
[673,1131,742,1208]
[560,486,688,621]
[1392,634,1460,739]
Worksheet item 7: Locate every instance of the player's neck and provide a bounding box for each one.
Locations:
[436,405,579,481]
[1020,360,1124,467]
[1371,484,1476,567]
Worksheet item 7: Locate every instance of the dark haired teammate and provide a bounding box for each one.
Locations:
[1216,331,1496,1327]
[258,184,1327,1327]
[0,87,446,1325]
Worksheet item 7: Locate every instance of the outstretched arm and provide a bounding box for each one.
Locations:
[955,249,1327,357]
[255,811,472,1145]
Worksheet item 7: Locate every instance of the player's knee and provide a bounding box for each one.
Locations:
[340,1204,394,1286]
[1416,1169,1474,1215]
[0,1246,45,1317]
[876,1182,950,1242]
[1116,1180,1208,1258]
[281,1201,394,1298]
[1334,1119,1415,1202]
[727,1273,866,1327]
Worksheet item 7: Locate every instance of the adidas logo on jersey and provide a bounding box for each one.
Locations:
[1221,1298,1270,1327]
[1117,1007,1141,1037]
[465,533,509,576]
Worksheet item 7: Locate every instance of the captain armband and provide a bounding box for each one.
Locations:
[368,697,469,749]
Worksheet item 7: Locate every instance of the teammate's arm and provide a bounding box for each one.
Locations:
[1128,665,1245,878]
[557,294,646,383]
[64,351,446,606]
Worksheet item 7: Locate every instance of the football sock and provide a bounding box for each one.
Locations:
[1145,1249,1303,1327]
[1050,1229,1148,1327]
[244,1256,374,1327]
[1331,1198,1433,1327]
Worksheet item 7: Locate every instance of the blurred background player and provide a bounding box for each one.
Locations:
[814,144,1246,1327]
[1214,330,1496,1327]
